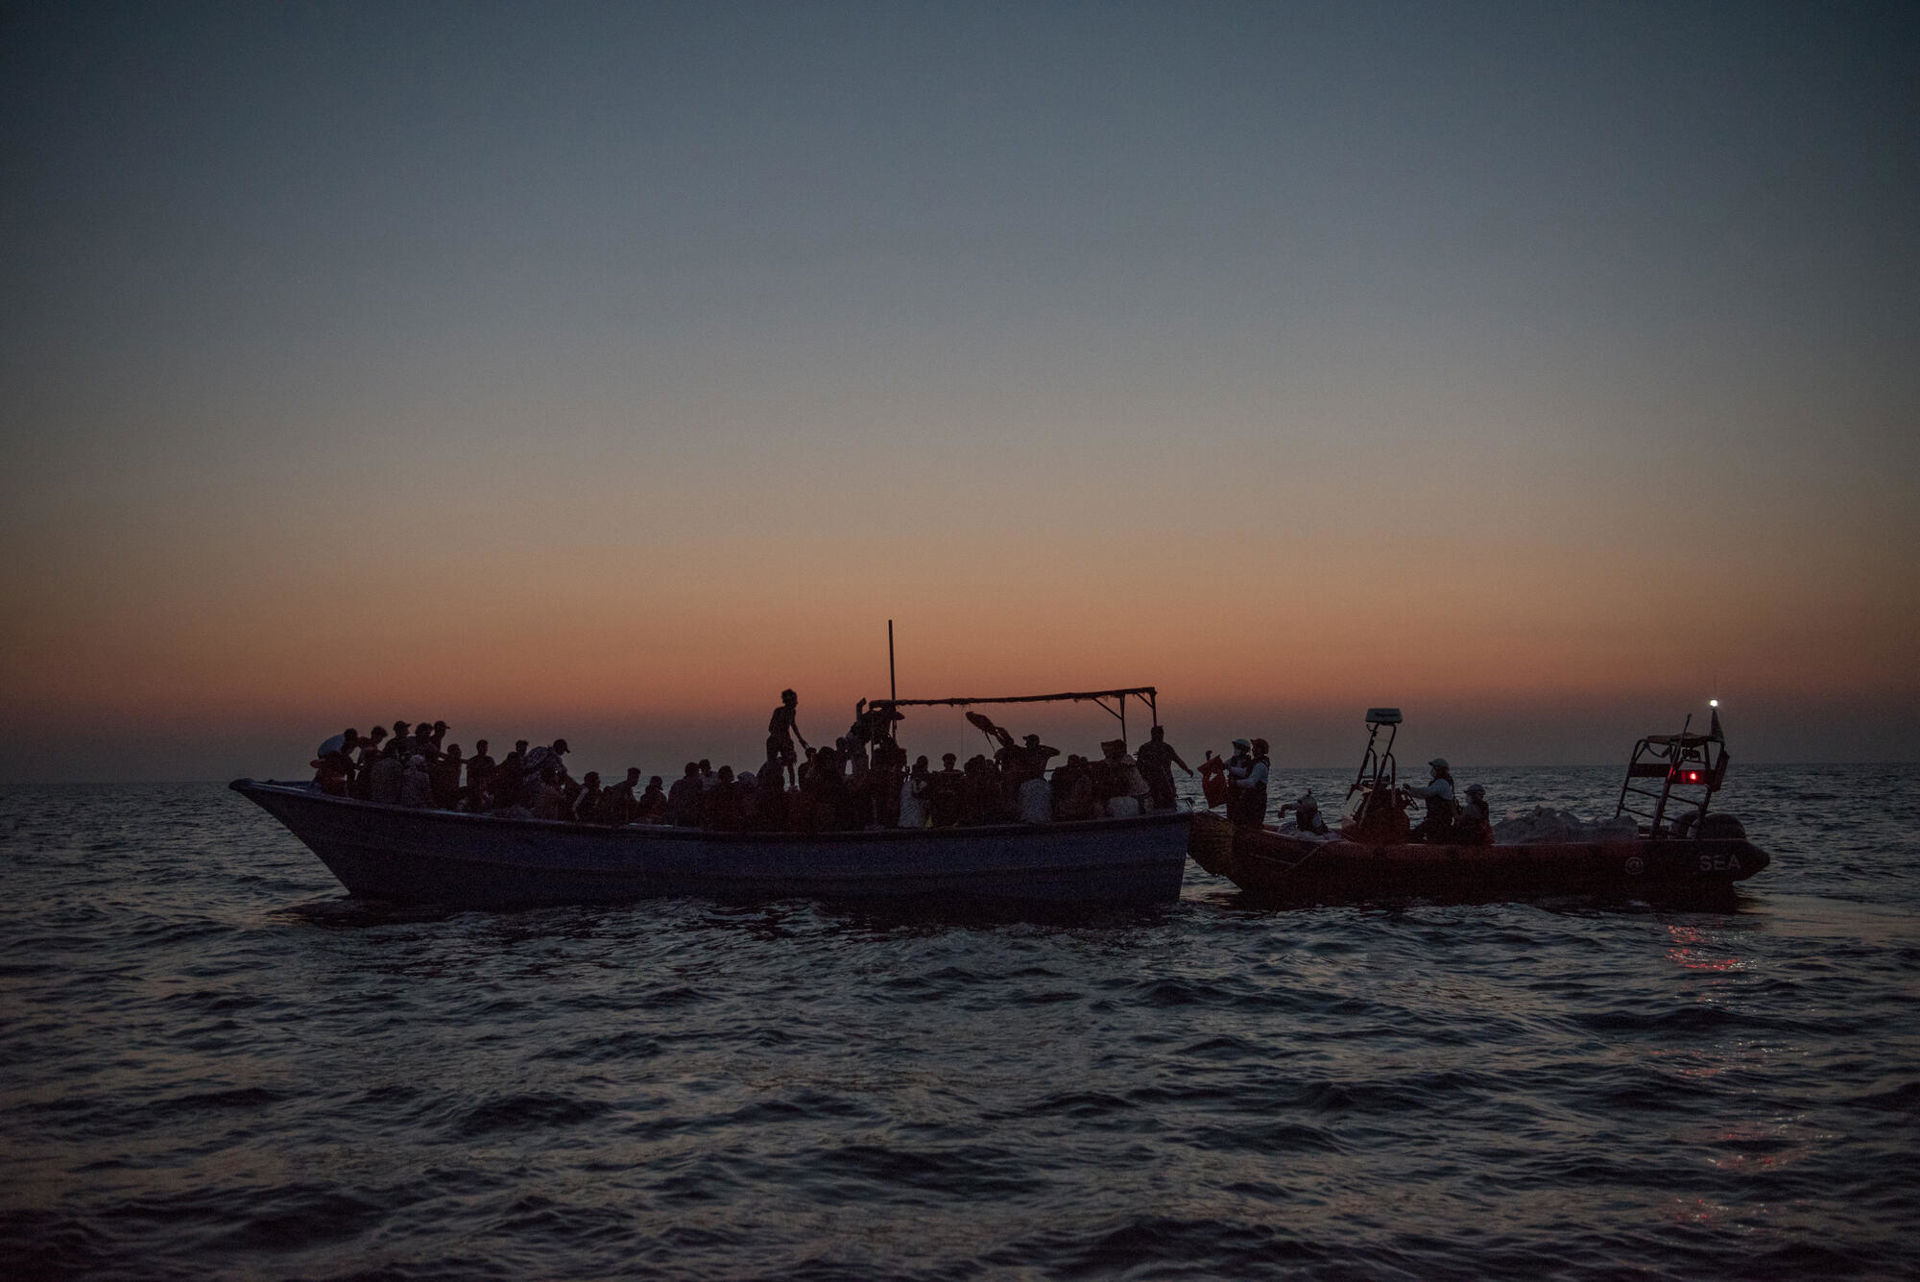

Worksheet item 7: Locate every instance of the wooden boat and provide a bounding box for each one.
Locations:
[233,686,1190,910]
[1188,705,1771,907]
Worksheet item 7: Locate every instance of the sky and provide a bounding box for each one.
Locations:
[2,0,1916,782]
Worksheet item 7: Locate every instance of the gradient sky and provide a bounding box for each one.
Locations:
[3,1,1916,782]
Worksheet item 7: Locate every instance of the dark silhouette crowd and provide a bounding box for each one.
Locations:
[307,694,1199,833]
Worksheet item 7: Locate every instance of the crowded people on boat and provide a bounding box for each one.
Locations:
[1405,757,1459,842]
[307,701,1206,834]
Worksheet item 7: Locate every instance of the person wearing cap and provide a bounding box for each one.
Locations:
[1405,757,1459,842]
[1457,782,1493,844]
[1226,737,1269,827]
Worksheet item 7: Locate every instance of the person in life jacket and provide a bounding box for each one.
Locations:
[1226,738,1270,827]
[1456,782,1493,845]
[1280,790,1330,835]
[1405,757,1460,842]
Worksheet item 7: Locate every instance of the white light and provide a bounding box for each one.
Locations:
[1709,699,1719,708]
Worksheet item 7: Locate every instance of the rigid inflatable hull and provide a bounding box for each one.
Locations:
[233,780,1191,909]
[1188,811,1769,907]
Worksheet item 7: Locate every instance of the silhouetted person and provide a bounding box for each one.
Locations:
[1009,733,1058,786]
[311,729,357,796]
[573,771,605,823]
[928,753,965,827]
[430,744,463,808]
[705,766,743,831]
[667,763,702,826]
[352,726,388,799]
[400,754,434,808]
[636,775,668,824]
[490,742,525,810]
[1051,755,1093,821]
[369,747,405,805]
[1134,726,1193,811]
[465,739,495,811]
[769,689,808,787]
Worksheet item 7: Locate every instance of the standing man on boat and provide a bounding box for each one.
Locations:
[1405,758,1459,843]
[769,689,810,788]
[1226,738,1270,827]
[1134,725,1194,811]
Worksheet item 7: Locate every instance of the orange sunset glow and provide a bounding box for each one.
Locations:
[3,4,1916,782]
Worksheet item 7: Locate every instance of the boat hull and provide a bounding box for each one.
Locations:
[233,780,1191,909]
[1188,811,1769,907]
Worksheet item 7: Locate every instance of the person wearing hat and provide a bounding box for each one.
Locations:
[1405,757,1459,842]
[1457,782,1493,845]
[1226,737,1269,827]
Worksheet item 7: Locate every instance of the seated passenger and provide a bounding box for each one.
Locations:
[1279,790,1329,835]
[602,768,640,825]
[1052,755,1096,821]
[1457,783,1493,845]
[311,729,357,796]
[351,726,387,799]
[1102,740,1151,817]
[636,776,669,824]
[369,746,406,806]
[928,753,965,827]
[430,744,463,809]
[897,756,931,829]
[666,763,703,826]
[734,769,760,825]
[704,766,743,831]
[465,739,495,811]
[573,771,605,823]
[527,767,566,820]
[400,754,434,808]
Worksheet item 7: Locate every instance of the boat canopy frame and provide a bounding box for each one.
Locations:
[869,687,1159,746]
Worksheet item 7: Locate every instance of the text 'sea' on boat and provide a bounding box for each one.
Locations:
[233,687,1189,910]
[1188,703,1771,908]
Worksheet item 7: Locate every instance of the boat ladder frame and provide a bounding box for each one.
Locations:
[1614,707,1729,838]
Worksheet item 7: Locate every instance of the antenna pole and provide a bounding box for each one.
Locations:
[888,619,896,704]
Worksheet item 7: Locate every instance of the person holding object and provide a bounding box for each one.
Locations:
[1405,757,1459,843]
[1227,737,1270,827]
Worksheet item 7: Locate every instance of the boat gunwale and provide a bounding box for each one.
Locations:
[231,778,1192,844]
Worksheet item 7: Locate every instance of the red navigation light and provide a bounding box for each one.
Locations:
[1676,769,1703,784]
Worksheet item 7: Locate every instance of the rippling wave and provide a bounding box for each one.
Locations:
[2,767,1916,1279]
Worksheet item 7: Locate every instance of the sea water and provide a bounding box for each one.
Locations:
[2,765,1916,1280]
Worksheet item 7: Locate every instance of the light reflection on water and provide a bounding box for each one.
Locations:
[0,768,1915,1279]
